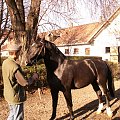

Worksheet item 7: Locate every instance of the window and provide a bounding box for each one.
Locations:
[65,49,69,54]
[73,48,79,54]
[85,48,90,55]
[105,47,110,53]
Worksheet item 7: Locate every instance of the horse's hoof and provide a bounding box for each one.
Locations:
[106,107,113,118]
[96,103,103,114]
[70,116,74,120]
[96,109,102,114]
[107,111,113,118]
[49,118,54,120]
[49,116,55,120]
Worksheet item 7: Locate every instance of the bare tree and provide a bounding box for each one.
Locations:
[5,0,41,47]
[4,0,120,43]
[4,0,78,64]
[0,0,11,65]
[38,0,77,32]
[2,0,119,65]
[84,0,119,21]
[0,0,11,45]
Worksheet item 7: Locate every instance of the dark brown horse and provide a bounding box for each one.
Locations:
[25,38,115,120]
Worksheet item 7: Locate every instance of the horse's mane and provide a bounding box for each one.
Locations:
[44,39,66,58]
[35,36,66,59]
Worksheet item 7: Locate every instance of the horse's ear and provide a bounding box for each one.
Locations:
[39,39,44,44]
[35,36,44,44]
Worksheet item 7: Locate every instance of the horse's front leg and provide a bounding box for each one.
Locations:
[50,89,59,120]
[63,88,74,120]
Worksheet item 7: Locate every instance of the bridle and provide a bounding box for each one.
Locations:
[32,40,45,65]
[31,40,45,75]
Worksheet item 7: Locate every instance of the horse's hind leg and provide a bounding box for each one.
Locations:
[50,89,59,120]
[101,84,113,117]
[63,88,74,120]
[91,82,103,114]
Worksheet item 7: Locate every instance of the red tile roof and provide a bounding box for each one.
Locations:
[54,22,104,46]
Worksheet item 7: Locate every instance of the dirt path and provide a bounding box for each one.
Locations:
[0,80,120,120]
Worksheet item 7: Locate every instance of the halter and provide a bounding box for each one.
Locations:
[31,41,45,74]
[33,40,45,65]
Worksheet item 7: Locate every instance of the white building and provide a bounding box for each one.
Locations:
[54,7,120,63]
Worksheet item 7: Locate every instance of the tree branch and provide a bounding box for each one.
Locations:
[5,0,25,31]
[0,28,12,46]
[26,0,41,43]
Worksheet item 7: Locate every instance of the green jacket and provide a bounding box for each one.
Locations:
[2,57,27,104]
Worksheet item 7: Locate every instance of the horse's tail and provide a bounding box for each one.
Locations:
[106,63,115,98]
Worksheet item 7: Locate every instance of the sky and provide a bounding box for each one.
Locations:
[38,0,120,33]
[38,0,100,32]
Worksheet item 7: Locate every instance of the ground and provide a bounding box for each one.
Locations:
[0,80,120,120]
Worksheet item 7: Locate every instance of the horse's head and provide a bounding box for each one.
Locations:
[24,37,65,66]
[26,38,45,65]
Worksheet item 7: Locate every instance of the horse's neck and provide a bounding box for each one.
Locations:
[44,55,65,72]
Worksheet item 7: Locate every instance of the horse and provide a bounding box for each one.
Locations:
[25,38,115,120]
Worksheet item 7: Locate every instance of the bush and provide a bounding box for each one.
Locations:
[107,62,120,81]
[22,64,47,87]
[66,56,102,60]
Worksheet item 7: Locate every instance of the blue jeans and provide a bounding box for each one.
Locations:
[7,103,24,120]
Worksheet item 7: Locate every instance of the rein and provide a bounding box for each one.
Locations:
[34,41,45,71]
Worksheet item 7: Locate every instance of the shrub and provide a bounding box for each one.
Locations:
[107,62,119,81]
[66,56,102,60]
[22,64,47,87]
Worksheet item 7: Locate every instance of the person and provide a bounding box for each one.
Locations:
[2,43,36,120]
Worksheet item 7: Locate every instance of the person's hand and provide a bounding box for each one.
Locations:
[31,72,39,81]
[27,72,39,85]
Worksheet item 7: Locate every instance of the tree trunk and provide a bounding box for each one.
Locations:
[26,0,41,44]
[5,0,41,65]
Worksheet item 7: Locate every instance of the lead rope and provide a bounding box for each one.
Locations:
[34,43,44,64]
[34,41,45,100]
[33,64,42,99]
[33,44,45,99]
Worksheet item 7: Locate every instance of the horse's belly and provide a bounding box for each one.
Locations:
[74,79,92,88]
